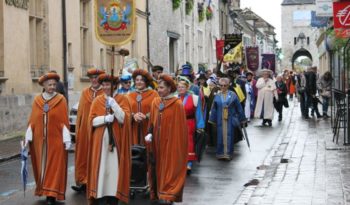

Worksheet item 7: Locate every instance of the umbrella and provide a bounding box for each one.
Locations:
[195,130,208,162]
[241,126,251,152]
[20,141,29,196]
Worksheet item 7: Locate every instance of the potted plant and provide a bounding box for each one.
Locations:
[198,2,205,22]
[173,0,182,10]
[186,0,194,15]
[206,6,213,20]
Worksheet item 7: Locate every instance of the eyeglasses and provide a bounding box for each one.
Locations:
[123,81,131,84]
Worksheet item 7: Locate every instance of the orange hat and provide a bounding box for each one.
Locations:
[38,73,60,86]
[159,74,177,93]
[132,69,153,83]
[97,74,119,85]
[87,68,105,77]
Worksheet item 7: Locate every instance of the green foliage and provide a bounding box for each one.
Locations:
[206,6,213,20]
[173,0,182,10]
[186,0,194,15]
[326,29,349,50]
[198,3,205,22]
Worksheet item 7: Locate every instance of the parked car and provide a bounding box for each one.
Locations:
[69,102,79,143]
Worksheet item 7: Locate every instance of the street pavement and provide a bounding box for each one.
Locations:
[0,100,348,204]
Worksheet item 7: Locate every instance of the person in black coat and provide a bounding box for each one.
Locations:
[304,66,321,118]
[275,75,288,121]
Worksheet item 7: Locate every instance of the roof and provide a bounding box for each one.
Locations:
[281,0,315,5]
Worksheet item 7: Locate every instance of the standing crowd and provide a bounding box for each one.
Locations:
[24,63,331,205]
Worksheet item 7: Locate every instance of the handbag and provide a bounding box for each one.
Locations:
[283,98,289,108]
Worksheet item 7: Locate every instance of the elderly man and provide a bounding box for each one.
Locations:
[72,68,105,192]
[25,72,71,205]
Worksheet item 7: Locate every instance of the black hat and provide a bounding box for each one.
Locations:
[152,65,164,72]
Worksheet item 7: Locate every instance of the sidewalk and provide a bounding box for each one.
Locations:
[0,136,22,163]
[235,101,350,205]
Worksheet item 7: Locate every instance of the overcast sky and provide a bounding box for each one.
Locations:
[241,0,282,46]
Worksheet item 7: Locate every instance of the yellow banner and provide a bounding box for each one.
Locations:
[224,42,242,63]
[95,0,136,46]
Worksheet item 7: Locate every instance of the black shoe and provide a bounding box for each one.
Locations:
[158,199,174,205]
[323,113,329,118]
[262,120,267,126]
[316,114,322,119]
[267,121,272,127]
[46,197,56,205]
[278,114,282,121]
[71,184,86,192]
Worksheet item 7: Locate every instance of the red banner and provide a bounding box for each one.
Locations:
[216,40,224,61]
[246,47,259,72]
[333,1,350,38]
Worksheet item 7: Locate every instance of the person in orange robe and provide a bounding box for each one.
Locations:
[25,73,71,205]
[87,74,131,205]
[128,69,159,145]
[72,68,105,192]
[145,74,188,205]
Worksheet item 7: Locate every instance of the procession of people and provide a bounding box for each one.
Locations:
[23,61,330,205]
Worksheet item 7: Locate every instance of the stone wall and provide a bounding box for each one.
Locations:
[0,91,81,138]
[281,3,319,70]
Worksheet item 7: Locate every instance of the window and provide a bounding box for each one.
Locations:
[29,0,46,78]
[169,37,177,73]
[198,30,204,63]
[80,0,92,76]
[185,25,191,63]
[0,2,3,77]
[68,43,73,67]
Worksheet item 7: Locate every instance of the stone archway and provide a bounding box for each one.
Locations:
[291,48,313,70]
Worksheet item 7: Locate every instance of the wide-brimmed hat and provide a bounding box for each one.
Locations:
[259,68,273,75]
[132,69,153,83]
[38,73,60,86]
[159,74,177,93]
[97,74,119,85]
[87,68,105,77]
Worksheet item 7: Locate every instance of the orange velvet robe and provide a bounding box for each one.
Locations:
[75,87,104,185]
[28,94,69,200]
[148,96,188,202]
[87,94,131,203]
[128,89,159,145]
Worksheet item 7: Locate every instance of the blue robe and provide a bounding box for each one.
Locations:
[209,91,246,159]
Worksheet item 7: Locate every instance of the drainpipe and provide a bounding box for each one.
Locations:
[146,0,150,70]
[62,0,68,103]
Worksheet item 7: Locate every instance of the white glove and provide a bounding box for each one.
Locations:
[105,114,115,123]
[65,142,71,150]
[25,126,33,147]
[108,97,118,108]
[145,134,153,143]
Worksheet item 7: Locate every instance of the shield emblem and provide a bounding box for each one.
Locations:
[95,0,136,46]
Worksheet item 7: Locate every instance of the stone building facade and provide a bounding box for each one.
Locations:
[281,0,319,70]
[0,0,149,95]
[149,0,234,73]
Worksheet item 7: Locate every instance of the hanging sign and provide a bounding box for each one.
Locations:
[95,0,136,46]
[333,1,350,38]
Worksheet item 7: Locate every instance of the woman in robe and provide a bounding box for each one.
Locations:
[25,72,71,205]
[209,77,246,161]
[128,69,159,145]
[177,77,205,173]
[254,69,278,127]
[87,74,131,205]
[146,74,188,205]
